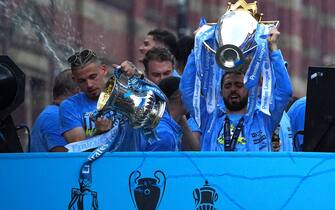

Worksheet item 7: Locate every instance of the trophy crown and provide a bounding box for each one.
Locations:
[227,0,263,21]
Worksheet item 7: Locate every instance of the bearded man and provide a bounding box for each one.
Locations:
[180,28,292,151]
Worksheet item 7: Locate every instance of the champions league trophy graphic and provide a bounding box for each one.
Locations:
[193,180,218,210]
[129,170,166,210]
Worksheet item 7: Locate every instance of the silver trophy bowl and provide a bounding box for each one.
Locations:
[97,74,166,130]
[215,9,258,72]
[202,0,279,72]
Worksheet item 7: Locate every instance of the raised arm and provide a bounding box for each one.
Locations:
[180,51,197,116]
[266,28,293,133]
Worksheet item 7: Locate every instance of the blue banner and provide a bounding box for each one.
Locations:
[1,152,335,210]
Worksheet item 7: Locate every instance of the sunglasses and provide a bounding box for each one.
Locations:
[68,49,97,68]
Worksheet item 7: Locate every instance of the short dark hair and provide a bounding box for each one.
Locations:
[53,69,78,99]
[148,29,178,58]
[220,71,245,88]
[158,76,180,99]
[67,49,98,70]
[176,35,194,68]
[143,47,175,74]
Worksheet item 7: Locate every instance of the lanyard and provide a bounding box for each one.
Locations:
[223,116,244,151]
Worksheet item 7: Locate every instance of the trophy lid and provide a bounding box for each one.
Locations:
[216,0,260,48]
[216,9,258,47]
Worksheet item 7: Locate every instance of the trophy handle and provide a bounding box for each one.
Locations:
[212,190,218,203]
[153,170,166,209]
[129,170,141,209]
[192,188,201,206]
[260,20,280,29]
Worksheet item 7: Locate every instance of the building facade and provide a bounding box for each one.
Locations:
[0,0,334,150]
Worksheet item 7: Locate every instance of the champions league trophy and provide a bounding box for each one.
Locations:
[129,170,166,210]
[95,66,166,135]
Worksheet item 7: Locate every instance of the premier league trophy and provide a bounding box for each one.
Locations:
[192,0,279,125]
[203,0,279,71]
[129,170,166,210]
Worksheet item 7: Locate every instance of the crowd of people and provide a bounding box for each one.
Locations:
[30,27,306,153]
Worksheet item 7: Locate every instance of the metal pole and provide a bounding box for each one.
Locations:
[177,0,189,38]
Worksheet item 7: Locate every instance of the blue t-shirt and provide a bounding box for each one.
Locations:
[59,92,182,151]
[180,50,292,151]
[287,96,306,151]
[30,105,67,152]
[59,92,97,138]
[143,111,182,151]
[67,111,183,152]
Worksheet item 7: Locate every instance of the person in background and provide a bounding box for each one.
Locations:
[271,111,293,152]
[30,69,79,152]
[287,96,306,151]
[138,29,178,63]
[120,47,199,151]
[157,77,200,151]
[142,47,175,85]
[174,35,201,144]
[138,28,180,77]
[175,35,194,75]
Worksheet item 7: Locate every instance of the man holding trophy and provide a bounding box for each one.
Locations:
[180,0,292,151]
[61,45,194,152]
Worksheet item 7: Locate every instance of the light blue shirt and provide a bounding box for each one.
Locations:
[278,111,293,151]
[287,96,306,151]
[143,111,182,151]
[180,50,292,151]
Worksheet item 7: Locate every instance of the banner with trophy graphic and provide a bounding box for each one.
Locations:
[1,152,335,210]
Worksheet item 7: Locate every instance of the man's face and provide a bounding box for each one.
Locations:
[72,62,107,100]
[146,60,173,85]
[221,72,248,112]
[138,35,163,62]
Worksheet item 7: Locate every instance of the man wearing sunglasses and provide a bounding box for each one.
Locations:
[59,49,112,143]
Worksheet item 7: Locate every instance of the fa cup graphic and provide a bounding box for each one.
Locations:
[193,180,218,210]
